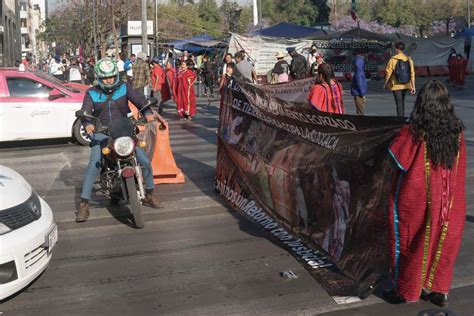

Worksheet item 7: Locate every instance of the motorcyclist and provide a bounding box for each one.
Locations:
[76,58,161,222]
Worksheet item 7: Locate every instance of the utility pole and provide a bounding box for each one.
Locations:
[469,0,472,28]
[258,0,262,29]
[155,0,158,56]
[92,0,97,60]
[141,0,148,54]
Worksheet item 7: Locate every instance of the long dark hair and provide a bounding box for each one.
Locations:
[316,63,340,111]
[409,80,463,169]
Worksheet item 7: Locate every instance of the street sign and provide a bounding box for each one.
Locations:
[127,21,154,36]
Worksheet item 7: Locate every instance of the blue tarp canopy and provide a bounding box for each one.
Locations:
[253,22,332,39]
[167,35,225,53]
[455,27,474,38]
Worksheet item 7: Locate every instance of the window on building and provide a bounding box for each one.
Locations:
[6,78,52,98]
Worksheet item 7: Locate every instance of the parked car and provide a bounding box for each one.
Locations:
[0,68,91,145]
[0,165,57,300]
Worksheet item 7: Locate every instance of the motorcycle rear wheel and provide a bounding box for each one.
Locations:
[125,177,145,229]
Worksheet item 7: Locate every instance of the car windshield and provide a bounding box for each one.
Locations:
[33,71,81,93]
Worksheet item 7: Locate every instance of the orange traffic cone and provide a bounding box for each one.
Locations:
[129,102,185,185]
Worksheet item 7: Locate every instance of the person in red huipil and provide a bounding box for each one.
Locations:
[453,54,467,89]
[150,57,166,113]
[175,59,197,121]
[307,63,344,114]
[384,80,466,308]
[447,48,457,86]
[162,60,175,103]
[173,61,184,104]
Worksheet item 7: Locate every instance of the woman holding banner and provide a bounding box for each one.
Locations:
[308,63,345,114]
[386,80,466,307]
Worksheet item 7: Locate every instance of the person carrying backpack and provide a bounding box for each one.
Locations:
[384,41,416,117]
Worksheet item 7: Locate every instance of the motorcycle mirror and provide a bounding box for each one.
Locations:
[75,110,97,120]
[141,97,158,112]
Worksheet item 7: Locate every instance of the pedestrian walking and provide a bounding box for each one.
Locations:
[132,52,151,96]
[125,54,136,82]
[68,57,84,84]
[351,50,368,115]
[384,41,416,117]
[116,53,126,81]
[447,48,457,86]
[385,80,466,307]
[310,52,326,76]
[307,44,318,71]
[271,52,289,84]
[176,60,197,121]
[234,52,257,83]
[201,55,214,97]
[288,47,308,80]
[83,57,96,86]
[453,54,467,89]
[50,56,65,81]
[150,57,166,113]
[164,60,176,102]
[308,63,344,114]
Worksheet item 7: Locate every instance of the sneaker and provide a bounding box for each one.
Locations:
[141,192,163,209]
[75,202,90,222]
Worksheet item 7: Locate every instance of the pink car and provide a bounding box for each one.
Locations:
[0,68,91,145]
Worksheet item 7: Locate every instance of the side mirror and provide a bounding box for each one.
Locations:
[48,88,65,101]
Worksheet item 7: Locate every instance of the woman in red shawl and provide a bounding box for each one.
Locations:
[385,80,466,307]
[150,57,166,113]
[453,54,467,89]
[307,63,344,114]
[163,60,175,103]
[447,48,457,86]
[175,59,197,121]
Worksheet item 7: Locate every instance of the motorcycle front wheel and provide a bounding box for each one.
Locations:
[125,177,145,229]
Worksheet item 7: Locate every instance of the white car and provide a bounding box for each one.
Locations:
[0,165,57,300]
[0,68,90,145]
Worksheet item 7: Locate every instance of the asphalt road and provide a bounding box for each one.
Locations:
[0,76,473,315]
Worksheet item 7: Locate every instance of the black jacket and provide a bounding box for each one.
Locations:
[81,82,151,128]
[290,53,308,79]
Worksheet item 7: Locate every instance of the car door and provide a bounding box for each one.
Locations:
[4,76,69,140]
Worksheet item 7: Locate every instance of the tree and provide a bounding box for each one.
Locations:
[431,0,463,35]
[312,0,331,23]
[197,0,221,26]
[261,0,319,26]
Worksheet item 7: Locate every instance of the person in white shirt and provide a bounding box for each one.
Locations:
[116,53,125,81]
[50,56,65,81]
[68,57,83,83]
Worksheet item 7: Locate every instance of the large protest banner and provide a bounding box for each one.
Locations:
[215,77,406,303]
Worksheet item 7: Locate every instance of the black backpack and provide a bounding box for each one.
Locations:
[393,58,411,84]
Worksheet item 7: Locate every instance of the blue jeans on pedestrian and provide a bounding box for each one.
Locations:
[80,133,155,200]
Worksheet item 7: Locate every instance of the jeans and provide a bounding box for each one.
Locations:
[80,133,154,200]
[392,89,408,117]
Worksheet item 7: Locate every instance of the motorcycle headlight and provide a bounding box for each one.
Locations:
[114,137,135,156]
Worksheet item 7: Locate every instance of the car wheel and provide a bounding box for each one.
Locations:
[73,120,91,146]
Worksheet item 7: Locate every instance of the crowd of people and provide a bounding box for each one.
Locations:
[61,36,467,309]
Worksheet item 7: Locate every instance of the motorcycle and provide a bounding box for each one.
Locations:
[75,98,162,228]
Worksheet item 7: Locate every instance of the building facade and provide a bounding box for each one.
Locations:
[19,0,47,62]
[0,0,21,67]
